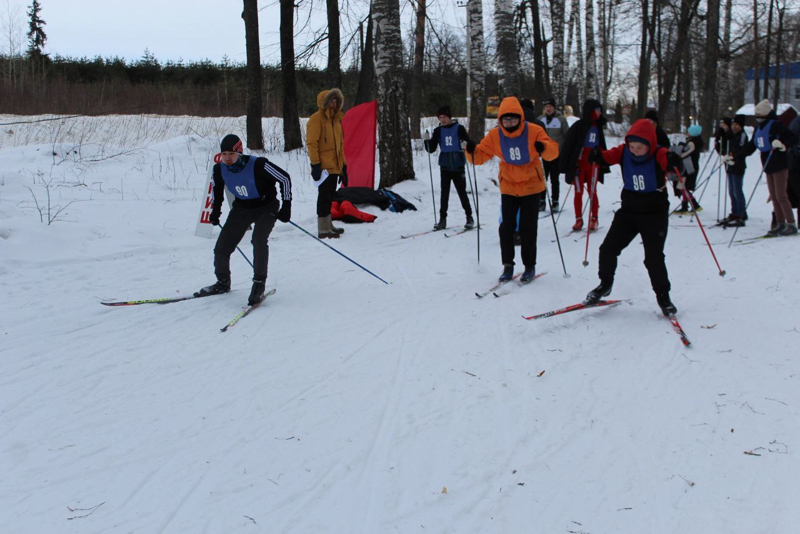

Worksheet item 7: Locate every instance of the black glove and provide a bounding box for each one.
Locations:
[423,139,432,153]
[340,165,348,188]
[534,141,545,154]
[565,173,574,185]
[209,208,221,226]
[311,163,322,182]
[466,140,477,154]
[666,152,684,174]
[587,147,605,166]
[276,200,291,223]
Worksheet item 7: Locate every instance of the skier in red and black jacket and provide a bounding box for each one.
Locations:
[583,119,685,317]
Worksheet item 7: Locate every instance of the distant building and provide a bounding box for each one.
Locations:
[744,62,800,109]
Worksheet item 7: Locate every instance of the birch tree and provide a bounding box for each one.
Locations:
[373,0,415,187]
[719,0,733,112]
[585,0,599,99]
[550,0,566,105]
[495,0,521,96]
[467,0,486,140]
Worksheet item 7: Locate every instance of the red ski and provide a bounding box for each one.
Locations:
[666,314,691,346]
[523,299,623,321]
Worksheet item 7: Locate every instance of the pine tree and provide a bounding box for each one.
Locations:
[26,0,46,60]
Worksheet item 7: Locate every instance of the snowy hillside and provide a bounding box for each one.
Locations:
[1,115,798,534]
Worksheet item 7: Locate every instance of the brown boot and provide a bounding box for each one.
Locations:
[318,216,340,239]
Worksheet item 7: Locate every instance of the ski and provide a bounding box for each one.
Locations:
[733,234,778,245]
[475,273,522,298]
[220,289,276,332]
[493,272,547,297]
[101,292,225,307]
[666,314,691,346]
[444,224,483,238]
[523,299,623,321]
[400,226,460,239]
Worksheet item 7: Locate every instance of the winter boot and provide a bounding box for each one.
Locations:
[584,281,613,305]
[318,216,340,239]
[194,277,231,298]
[572,217,584,231]
[498,264,514,283]
[434,217,447,231]
[520,266,536,283]
[656,292,678,316]
[723,215,745,227]
[330,220,345,235]
[588,217,599,231]
[551,200,559,213]
[778,222,798,236]
[465,215,475,230]
[767,223,784,237]
[248,278,266,306]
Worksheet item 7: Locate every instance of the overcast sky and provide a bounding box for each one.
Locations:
[10,0,292,63]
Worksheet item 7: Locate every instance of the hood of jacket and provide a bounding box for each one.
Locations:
[497,97,526,138]
[316,88,345,115]
[625,119,658,157]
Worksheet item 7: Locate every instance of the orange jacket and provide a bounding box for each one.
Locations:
[467,97,559,196]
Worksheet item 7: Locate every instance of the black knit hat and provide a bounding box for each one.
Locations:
[220,134,243,153]
[644,109,659,123]
[721,117,732,127]
[542,98,556,107]
[519,98,535,111]
[733,114,746,127]
[437,106,452,118]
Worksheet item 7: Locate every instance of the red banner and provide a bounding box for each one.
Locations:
[341,100,378,189]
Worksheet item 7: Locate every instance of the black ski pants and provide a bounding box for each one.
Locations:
[316,173,340,217]
[214,200,278,282]
[598,204,671,294]
[500,193,540,268]
[440,168,472,219]
[542,158,561,203]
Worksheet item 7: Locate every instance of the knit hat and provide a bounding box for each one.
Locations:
[542,98,556,108]
[519,99,535,111]
[754,99,772,117]
[627,135,650,147]
[733,114,746,127]
[220,134,243,153]
[721,117,732,128]
[437,106,452,118]
[644,109,659,124]
[688,124,702,137]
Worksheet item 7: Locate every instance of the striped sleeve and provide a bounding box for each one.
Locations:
[263,159,292,201]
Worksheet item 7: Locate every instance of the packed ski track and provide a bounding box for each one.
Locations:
[1,115,798,533]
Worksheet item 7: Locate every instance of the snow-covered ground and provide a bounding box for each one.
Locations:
[1,114,798,534]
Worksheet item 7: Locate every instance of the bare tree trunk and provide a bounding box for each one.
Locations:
[598,0,607,103]
[550,0,566,105]
[636,0,650,118]
[574,0,584,105]
[409,0,426,139]
[528,0,546,105]
[774,4,784,108]
[764,0,774,102]
[495,0,521,96]
[242,0,264,150]
[753,0,760,102]
[280,0,302,150]
[355,8,375,105]
[656,0,700,115]
[584,0,598,99]
[720,0,733,113]
[682,43,691,130]
[326,0,342,87]
[468,0,486,141]
[373,0,415,187]
[699,0,719,140]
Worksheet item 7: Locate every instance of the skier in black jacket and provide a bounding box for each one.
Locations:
[195,134,293,305]
[719,115,749,226]
[560,99,608,231]
[644,109,671,149]
[424,106,474,230]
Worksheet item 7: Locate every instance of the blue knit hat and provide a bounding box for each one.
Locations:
[688,124,702,137]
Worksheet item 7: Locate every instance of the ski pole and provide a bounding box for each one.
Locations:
[674,168,726,276]
[425,134,437,226]
[236,246,254,268]
[721,161,728,221]
[545,181,570,278]
[693,160,722,206]
[728,150,775,248]
[469,159,481,264]
[463,159,479,263]
[555,183,573,225]
[289,221,389,284]
[582,164,600,267]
